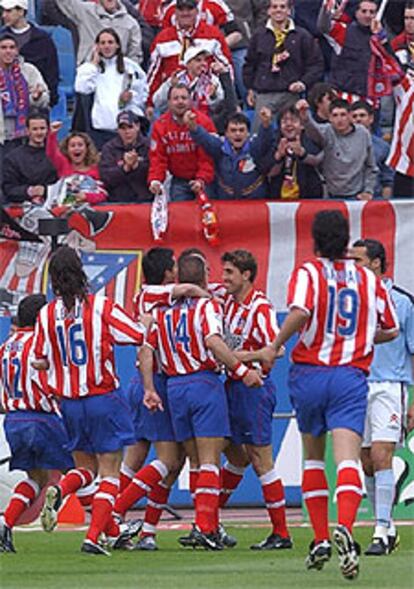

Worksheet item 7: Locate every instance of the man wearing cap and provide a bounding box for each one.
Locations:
[0,0,59,106]
[147,0,232,113]
[148,83,215,201]
[99,110,151,203]
[152,46,224,116]
[52,0,143,65]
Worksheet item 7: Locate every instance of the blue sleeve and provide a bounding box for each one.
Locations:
[403,298,414,355]
[250,125,275,162]
[190,126,223,159]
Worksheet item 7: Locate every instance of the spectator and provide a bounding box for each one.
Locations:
[225,0,268,102]
[350,100,394,199]
[318,0,399,106]
[0,33,49,191]
[267,102,323,198]
[0,0,59,106]
[52,0,143,65]
[75,27,148,149]
[2,110,58,204]
[146,0,232,113]
[391,1,414,71]
[152,46,224,116]
[99,109,151,202]
[185,108,273,199]
[296,98,377,200]
[386,72,414,198]
[46,122,107,204]
[308,81,336,123]
[160,0,244,94]
[243,0,324,132]
[148,83,215,201]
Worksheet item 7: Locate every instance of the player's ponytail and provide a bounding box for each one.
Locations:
[49,245,89,311]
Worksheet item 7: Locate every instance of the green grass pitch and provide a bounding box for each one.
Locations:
[2,525,413,589]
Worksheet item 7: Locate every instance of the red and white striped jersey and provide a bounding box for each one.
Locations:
[33,294,145,399]
[223,288,278,374]
[287,258,399,372]
[0,328,59,414]
[386,75,414,178]
[147,296,223,376]
[161,0,234,29]
[133,284,175,320]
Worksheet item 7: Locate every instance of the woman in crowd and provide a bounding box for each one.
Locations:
[74,27,148,149]
[46,122,107,204]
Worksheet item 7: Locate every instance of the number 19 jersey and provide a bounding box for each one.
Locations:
[287,258,399,372]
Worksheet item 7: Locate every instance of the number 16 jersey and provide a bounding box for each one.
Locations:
[287,258,398,372]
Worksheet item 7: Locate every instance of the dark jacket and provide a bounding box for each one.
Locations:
[243,20,324,93]
[1,24,59,107]
[99,134,151,203]
[329,21,372,97]
[190,124,274,199]
[266,133,323,199]
[3,144,58,204]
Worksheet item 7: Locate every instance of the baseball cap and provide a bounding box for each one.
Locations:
[0,0,28,9]
[117,110,140,127]
[176,0,197,9]
[183,45,210,65]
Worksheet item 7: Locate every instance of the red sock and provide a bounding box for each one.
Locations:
[86,477,119,544]
[302,460,330,543]
[141,481,170,538]
[219,462,245,508]
[189,469,199,504]
[119,463,135,493]
[336,461,363,533]
[59,468,94,498]
[105,514,121,538]
[114,460,168,518]
[77,479,98,512]
[4,479,39,528]
[260,469,289,538]
[195,464,220,534]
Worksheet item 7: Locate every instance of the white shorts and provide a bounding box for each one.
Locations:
[362,381,407,448]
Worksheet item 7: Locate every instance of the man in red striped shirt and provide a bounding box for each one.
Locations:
[273,210,399,580]
[33,246,147,555]
[221,249,292,550]
[0,294,73,553]
[141,252,262,549]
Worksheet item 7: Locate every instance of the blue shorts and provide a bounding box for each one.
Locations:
[288,364,368,437]
[167,371,230,442]
[139,373,176,442]
[226,378,276,446]
[60,388,136,454]
[4,411,74,472]
[124,372,145,442]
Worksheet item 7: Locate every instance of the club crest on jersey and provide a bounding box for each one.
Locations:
[224,327,244,350]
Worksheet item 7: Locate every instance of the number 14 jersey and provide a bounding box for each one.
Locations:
[287,258,399,372]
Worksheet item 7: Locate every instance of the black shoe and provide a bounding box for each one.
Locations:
[109,518,143,550]
[192,526,224,551]
[81,539,111,556]
[365,537,389,556]
[305,540,332,570]
[250,533,293,551]
[333,525,361,580]
[388,532,400,554]
[218,523,237,548]
[0,520,16,553]
[178,523,198,548]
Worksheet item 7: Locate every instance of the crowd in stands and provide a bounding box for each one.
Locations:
[0,0,413,206]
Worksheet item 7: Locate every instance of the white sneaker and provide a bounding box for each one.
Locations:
[333,525,361,580]
[40,486,62,533]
